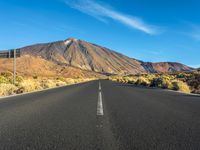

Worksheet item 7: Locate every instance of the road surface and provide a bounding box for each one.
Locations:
[0,80,200,150]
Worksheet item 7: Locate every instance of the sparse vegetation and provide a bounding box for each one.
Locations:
[0,72,97,97]
[135,77,150,86]
[0,84,18,96]
[0,76,10,84]
[172,80,191,93]
[0,70,199,96]
[109,70,200,94]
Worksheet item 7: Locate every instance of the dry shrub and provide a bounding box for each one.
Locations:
[109,76,135,84]
[33,75,38,79]
[41,79,57,89]
[65,78,75,84]
[185,72,200,92]
[109,77,117,82]
[150,77,173,89]
[126,77,138,84]
[187,79,200,89]
[150,78,162,87]
[0,75,97,96]
[56,76,66,82]
[172,80,191,93]
[108,76,123,82]
[110,76,122,82]
[0,84,17,96]
[0,72,13,83]
[55,80,67,87]
[0,72,12,78]
[121,76,136,84]
[117,78,124,83]
[120,77,129,83]
[109,73,197,94]
[17,79,42,93]
[135,77,150,86]
[144,74,157,81]
[16,75,24,83]
[192,89,200,94]
[161,79,173,89]
[86,77,97,81]
[74,78,84,83]
[0,76,10,84]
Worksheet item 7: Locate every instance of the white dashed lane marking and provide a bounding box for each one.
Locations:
[97,81,104,116]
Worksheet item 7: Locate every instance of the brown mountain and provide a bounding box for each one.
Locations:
[142,62,193,73]
[0,38,194,77]
[21,38,147,75]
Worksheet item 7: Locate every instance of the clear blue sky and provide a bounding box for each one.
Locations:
[0,0,200,67]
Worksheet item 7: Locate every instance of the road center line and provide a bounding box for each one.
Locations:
[97,81,104,116]
[99,81,101,90]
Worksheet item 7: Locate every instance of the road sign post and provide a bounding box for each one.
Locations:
[0,49,20,85]
[13,49,16,85]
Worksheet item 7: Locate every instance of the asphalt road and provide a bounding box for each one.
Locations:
[0,80,200,150]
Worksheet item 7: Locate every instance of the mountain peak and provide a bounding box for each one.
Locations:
[66,37,78,41]
[19,38,194,75]
[63,38,79,45]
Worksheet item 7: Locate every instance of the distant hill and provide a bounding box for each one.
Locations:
[0,38,194,77]
[142,62,193,73]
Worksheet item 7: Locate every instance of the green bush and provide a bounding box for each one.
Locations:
[176,73,185,79]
